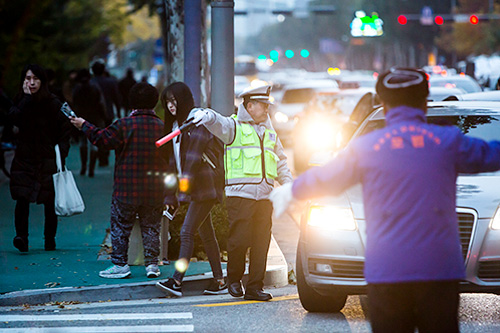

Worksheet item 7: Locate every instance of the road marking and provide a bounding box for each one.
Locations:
[0,312,192,322]
[193,294,299,307]
[0,325,194,332]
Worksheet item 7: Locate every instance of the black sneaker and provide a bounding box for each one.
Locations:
[203,279,229,295]
[156,278,182,297]
[13,236,28,252]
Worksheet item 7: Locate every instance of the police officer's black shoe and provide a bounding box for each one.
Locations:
[244,289,273,301]
[228,281,244,297]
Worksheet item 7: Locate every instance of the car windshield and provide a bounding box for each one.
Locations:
[308,92,368,116]
[281,88,315,104]
[357,113,500,142]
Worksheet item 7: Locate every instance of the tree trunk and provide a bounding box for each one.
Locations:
[163,0,184,84]
[200,1,209,107]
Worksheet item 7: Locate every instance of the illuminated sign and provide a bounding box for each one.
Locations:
[350,11,384,37]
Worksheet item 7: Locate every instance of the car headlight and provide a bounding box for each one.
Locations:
[307,206,356,231]
[304,121,339,150]
[274,111,289,123]
[491,207,500,230]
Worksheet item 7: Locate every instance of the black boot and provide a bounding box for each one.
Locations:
[89,151,98,177]
[45,237,56,251]
[79,147,88,175]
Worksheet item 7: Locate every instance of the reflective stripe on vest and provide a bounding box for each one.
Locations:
[225,114,279,186]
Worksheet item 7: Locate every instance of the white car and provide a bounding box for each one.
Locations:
[297,101,500,312]
[270,80,339,144]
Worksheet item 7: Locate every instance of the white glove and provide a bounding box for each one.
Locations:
[192,108,213,127]
[270,182,295,219]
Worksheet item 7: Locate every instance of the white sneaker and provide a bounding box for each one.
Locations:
[146,264,161,278]
[99,264,131,279]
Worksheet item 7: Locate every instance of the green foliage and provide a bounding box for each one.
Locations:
[0,0,127,96]
[167,200,229,261]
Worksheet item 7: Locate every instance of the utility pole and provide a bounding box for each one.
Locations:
[211,0,234,116]
[184,0,202,105]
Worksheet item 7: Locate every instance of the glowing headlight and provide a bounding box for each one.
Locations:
[491,207,500,230]
[274,111,289,123]
[307,206,356,231]
[304,121,338,150]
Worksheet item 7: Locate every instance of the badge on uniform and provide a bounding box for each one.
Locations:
[269,133,276,142]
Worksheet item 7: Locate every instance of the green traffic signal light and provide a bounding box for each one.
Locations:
[270,50,279,61]
[300,49,310,58]
[285,50,294,58]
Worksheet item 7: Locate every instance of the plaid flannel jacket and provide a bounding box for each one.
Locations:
[82,110,168,206]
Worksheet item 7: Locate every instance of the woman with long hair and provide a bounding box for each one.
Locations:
[7,64,72,252]
[156,82,227,296]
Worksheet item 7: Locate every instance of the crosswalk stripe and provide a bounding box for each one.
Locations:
[0,325,194,332]
[194,294,299,307]
[0,313,192,322]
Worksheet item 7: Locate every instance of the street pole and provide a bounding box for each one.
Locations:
[211,0,234,116]
[184,0,202,105]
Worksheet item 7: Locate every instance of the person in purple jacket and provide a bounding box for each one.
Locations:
[270,68,500,332]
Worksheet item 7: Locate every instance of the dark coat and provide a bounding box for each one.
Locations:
[8,94,72,203]
[168,125,224,204]
[91,76,121,122]
[72,81,107,127]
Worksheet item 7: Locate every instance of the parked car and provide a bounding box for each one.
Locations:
[291,88,374,173]
[270,80,339,145]
[297,101,500,312]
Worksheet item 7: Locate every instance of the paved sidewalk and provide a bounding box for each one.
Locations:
[0,145,288,306]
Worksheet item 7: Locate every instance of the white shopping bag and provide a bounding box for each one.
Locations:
[53,144,85,217]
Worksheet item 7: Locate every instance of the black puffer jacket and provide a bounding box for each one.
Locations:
[8,94,72,203]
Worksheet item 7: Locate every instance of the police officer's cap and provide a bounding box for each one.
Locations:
[238,85,273,105]
[376,67,429,105]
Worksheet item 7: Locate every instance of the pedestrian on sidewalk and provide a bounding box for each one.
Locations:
[155,82,227,297]
[71,68,107,177]
[192,85,293,301]
[270,68,500,332]
[6,64,72,252]
[70,82,168,279]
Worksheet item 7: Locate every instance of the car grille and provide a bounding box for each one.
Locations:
[307,210,476,279]
[457,211,475,262]
[478,261,500,280]
[308,259,364,278]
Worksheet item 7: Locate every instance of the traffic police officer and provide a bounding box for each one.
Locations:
[271,68,500,331]
[193,85,293,301]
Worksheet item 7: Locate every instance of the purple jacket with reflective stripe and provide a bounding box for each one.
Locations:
[293,106,500,284]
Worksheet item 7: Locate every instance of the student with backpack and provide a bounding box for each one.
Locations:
[156,82,227,297]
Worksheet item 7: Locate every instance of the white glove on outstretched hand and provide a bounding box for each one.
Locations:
[192,108,213,127]
[270,182,295,218]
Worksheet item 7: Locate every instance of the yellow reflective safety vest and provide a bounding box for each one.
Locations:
[225,114,280,186]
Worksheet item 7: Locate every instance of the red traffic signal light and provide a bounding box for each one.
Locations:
[470,15,479,24]
[397,15,407,25]
[434,15,444,25]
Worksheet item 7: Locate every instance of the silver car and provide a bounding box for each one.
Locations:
[297,101,500,312]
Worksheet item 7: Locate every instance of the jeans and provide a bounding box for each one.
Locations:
[173,199,223,282]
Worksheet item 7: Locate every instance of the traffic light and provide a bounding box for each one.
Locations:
[269,50,279,62]
[470,15,479,24]
[434,15,444,25]
[285,50,294,58]
[397,15,407,25]
[300,49,310,58]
